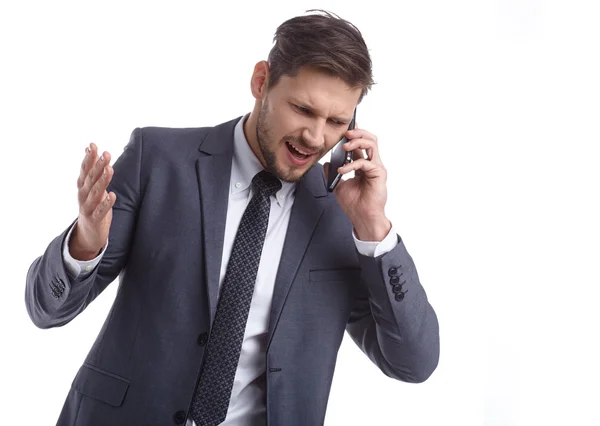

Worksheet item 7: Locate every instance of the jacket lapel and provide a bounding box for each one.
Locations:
[267,165,328,348]
[196,116,240,324]
[195,114,330,334]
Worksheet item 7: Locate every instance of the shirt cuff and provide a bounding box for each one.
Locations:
[352,223,399,257]
[62,220,108,279]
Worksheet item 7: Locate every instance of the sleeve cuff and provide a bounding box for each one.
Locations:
[353,223,399,257]
[62,220,108,279]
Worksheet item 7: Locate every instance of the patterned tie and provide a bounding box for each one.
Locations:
[190,170,282,426]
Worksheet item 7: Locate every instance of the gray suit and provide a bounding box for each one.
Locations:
[25,116,440,425]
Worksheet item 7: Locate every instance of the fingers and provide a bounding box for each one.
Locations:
[338,158,386,180]
[83,158,113,217]
[90,191,117,222]
[77,143,97,190]
[78,143,114,218]
[348,127,378,142]
[343,130,381,164]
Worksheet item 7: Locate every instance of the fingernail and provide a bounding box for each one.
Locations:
[100,155,104,162]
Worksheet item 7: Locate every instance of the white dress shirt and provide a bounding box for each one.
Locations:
[62,113,398,425]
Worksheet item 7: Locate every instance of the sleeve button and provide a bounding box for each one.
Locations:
[392,285,404,294]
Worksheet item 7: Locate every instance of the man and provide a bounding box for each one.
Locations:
[25,9,439,426]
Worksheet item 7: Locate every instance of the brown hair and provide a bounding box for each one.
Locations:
[267,9,375,103]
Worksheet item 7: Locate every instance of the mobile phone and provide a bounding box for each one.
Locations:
[327,108,356,192]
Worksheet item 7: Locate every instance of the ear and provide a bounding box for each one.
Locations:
[250,60,271,100]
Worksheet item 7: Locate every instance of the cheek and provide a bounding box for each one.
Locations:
[267,115,286,141]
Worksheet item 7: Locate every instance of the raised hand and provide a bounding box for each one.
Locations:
[69,143,116,261]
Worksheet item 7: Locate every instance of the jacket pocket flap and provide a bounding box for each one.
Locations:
[73,364,130,407]
[309,268,360,282]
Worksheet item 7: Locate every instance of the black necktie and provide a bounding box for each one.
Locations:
[190,170,282,426]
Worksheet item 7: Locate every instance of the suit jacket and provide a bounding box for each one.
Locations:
[25,116,440,426]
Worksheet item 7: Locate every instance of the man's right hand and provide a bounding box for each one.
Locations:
[69,143,116,261]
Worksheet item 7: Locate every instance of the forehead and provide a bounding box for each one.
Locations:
[274,67,361,114]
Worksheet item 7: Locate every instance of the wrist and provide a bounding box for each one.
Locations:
[69,243,101,261]
[353,216,392,242]
[69,223,103,261]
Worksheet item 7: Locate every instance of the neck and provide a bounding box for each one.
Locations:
[243,110,267,169]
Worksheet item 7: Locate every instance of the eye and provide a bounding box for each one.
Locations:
[294,104,310,114]
[328,119,345,126]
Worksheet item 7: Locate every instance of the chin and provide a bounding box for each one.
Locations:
[274,161,314,183]
[273,167,306,183]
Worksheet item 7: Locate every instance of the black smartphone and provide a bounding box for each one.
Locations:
[327,109,357,192]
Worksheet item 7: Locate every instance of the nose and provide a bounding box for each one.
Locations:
[302,120,326,149]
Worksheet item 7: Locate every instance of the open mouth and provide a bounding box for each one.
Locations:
[285,141,313,160]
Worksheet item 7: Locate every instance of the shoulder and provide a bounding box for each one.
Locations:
[138,126,211,146]
[124,116,241,160]
[137,115,241,145]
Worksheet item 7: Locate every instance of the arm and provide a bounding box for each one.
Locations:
[347,229,440,383]
[62,219,108,280]
[326,124,440,383]
[25,128,143,329]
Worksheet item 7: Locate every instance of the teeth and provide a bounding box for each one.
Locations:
[287,141,311,156]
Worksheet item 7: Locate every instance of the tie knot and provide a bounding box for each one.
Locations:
[252,170,282,198]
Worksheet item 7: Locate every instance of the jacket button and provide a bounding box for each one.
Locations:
[392,285,403,294]
[173,410,186,424]
[197,332,208,346]
[388,267,398,276]
[395,292,405,301]
[390,276,400,285]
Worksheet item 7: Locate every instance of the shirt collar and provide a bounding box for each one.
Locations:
[231,113,295,205]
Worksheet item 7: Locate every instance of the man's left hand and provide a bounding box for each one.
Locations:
[324,126,392,242]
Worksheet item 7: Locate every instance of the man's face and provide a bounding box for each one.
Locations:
[255,66,362,183]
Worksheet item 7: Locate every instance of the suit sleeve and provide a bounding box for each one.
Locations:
[25,128,143,329]
[346,235,440,383]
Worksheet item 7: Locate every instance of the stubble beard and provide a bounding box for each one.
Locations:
[256,100,314,184]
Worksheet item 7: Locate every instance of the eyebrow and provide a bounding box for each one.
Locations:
[291,99,352,123]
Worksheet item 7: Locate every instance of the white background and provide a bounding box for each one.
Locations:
[1,1,599,425]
